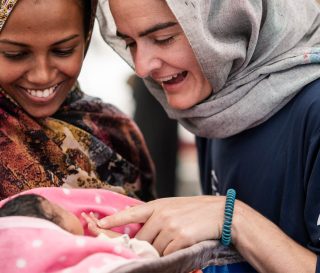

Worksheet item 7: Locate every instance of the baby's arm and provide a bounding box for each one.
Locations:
[81,212,120,238]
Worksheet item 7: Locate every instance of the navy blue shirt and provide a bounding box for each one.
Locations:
[197,79,320,272]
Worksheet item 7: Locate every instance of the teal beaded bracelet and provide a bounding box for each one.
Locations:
[220,188,236,246]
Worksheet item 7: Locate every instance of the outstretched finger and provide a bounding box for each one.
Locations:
[98,203,154,229]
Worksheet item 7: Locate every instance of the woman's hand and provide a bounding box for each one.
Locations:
[81,212,121,238]
[98,196,226,255]
[96,196,317,272]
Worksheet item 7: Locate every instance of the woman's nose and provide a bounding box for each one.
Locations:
[133,46,162,78]
[26,56,56,85]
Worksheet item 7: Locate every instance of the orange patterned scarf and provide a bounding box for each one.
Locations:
[0,87,155,201]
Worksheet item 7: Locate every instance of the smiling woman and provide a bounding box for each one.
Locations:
[97,0,320,272]
[0,0,85,118]
[0,0,155,201]
[109,0,212,110]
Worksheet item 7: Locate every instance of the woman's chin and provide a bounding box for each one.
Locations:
[166,98,195,111]
[23,107,57,119]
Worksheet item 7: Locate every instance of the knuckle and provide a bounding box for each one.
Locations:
[176,229,196,245]
[165,220,178,233]
[157,210,172,222]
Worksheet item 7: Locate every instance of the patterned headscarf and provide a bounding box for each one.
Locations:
[0,0,155,201]
[97,0,320,138]
[0,0,17,32]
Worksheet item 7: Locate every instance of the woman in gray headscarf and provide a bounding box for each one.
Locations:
[97,0,320,271]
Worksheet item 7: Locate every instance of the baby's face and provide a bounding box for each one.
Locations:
[42,199,84,235]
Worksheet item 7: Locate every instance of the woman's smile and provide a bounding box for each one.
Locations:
[157,71,189,94]
[16,82,63,104]
[157,71,188,86]
[0,0,85,118]
[21,83,59,99]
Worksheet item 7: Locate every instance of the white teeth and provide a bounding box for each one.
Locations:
[159,73,180,82]
[26,85,58,98]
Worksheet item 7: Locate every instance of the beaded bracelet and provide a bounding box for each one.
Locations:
[220,188,236,246]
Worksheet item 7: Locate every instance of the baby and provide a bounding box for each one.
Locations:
[0,193,159,258]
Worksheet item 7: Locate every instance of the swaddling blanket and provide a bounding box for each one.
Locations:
[0,188,242,272]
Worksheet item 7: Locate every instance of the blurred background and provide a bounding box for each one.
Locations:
[79,23,201,197]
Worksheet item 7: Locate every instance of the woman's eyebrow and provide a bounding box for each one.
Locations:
[0,39,28,47]
[51,34,80,46]
[116,21,178,39]
[0,34,80,47]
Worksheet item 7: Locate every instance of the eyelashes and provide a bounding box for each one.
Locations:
[2,51,28,60]
[1,47,77,61]
[154,36,175,46]
[51,48,76,57]
[125,35,176,50]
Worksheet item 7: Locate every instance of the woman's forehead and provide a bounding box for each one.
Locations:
[109,0,177,33]
[1,0,84,33]
[109,0,173,19]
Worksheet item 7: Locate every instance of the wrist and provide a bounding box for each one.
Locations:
[230,199,245,247]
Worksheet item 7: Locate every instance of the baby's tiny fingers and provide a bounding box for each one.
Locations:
[89,212,100,222]
[88,222,101,235]
[81,212,92,223]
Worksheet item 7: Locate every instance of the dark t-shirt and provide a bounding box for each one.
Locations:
[197,79,320,272]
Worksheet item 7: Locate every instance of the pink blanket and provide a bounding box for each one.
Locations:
[0,188,243,273]
[0,187,145,273]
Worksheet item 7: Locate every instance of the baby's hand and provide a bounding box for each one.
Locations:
[81,212,121,238]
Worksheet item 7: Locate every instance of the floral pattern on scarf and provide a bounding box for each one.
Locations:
[0,86,155,201]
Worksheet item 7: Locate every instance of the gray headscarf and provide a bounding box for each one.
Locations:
[97,0,320,138]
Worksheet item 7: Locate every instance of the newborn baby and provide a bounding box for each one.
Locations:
[0,193,159,258]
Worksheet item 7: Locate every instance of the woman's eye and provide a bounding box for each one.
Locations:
[154,36,175,46]
[52,48,75,57]
[125,41,136,50]
[2,51,28,60]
